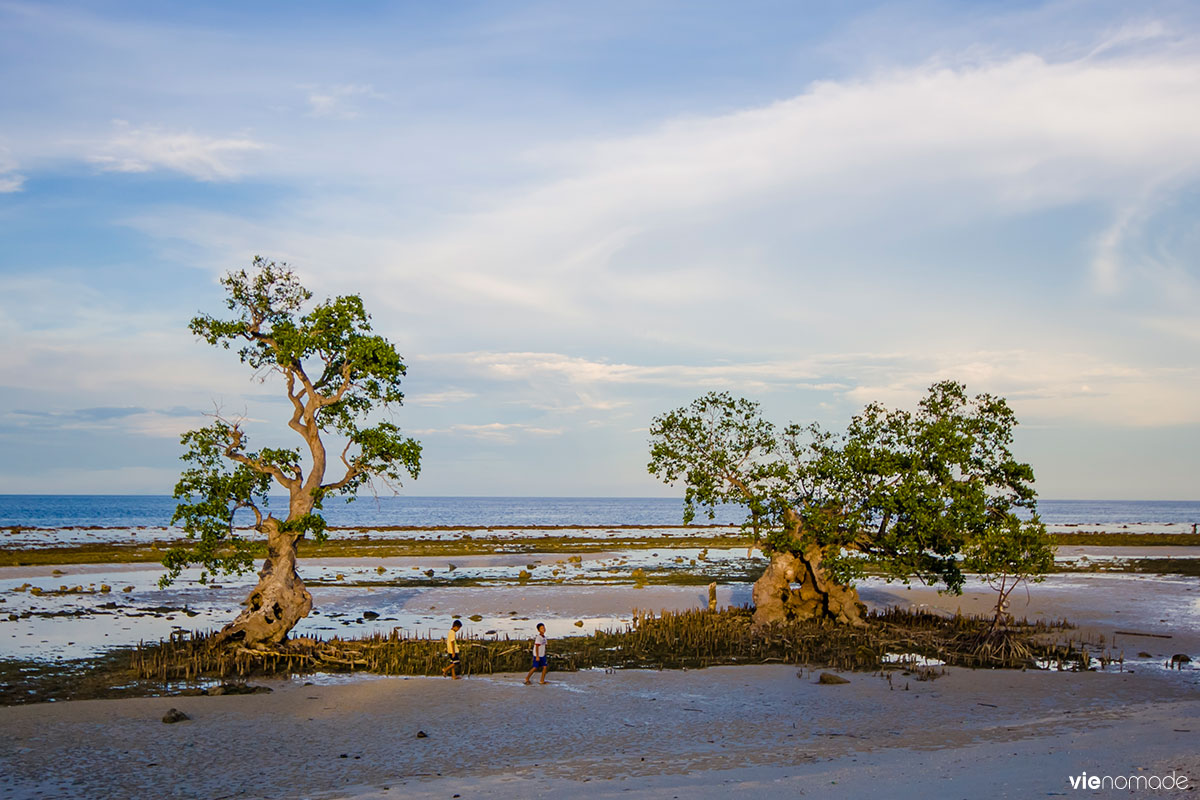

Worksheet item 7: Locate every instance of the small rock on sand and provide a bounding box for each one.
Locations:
[818,673,850,685]
[208,683,272,696]
[162,708,190,724]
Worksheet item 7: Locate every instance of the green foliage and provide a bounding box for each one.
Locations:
[164,423,272,587]
[165,258,421,585]
[646,392,784,526]
[648,381,1053,597]
[962,515,1055,620]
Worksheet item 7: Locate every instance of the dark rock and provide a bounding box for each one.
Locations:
[416,730,429,738]
[162,708,190,724]
[178,688,207,697]
[817,672,850,685]
[362,611,380,620]
[208,682,273,695]
[1138,651,1152,658]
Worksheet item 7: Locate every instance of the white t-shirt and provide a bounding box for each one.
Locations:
[533,633,547,658]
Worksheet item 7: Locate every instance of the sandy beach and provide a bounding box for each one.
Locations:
[2,663,1197,799]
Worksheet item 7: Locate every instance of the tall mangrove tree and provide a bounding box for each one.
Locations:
[164,258,421,647]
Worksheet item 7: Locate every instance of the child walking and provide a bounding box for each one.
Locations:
[524,623,549,685]
[441,619,463,679]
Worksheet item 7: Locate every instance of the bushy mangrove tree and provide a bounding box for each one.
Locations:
[648,382,1053,628]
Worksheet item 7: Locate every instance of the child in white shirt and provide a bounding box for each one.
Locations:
[523,623,549,685]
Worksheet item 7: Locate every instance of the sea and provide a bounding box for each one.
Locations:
[0,495,1197,530]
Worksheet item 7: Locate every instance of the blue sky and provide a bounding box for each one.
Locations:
[1,0,1198,499]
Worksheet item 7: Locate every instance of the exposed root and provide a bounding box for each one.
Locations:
[128,606,1078,687]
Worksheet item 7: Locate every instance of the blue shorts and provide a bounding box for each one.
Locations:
[532,655,547,669]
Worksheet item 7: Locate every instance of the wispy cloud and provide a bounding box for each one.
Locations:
[411,422,563,443]
[841,350,1200,428]
[426,349,1200,428]
[349,48,1200,316]
[405,388,478,406]
[87,121,266,181]
[304,84,383,119]
[427,351,828,391]
[119,42,1200,357]
[0,145,23,191]
[3,405,207,438]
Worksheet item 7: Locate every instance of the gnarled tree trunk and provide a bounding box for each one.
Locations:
[217,517,312,648]
[751,545,866,627]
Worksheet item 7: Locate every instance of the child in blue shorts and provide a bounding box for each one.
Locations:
[523,623,548,685]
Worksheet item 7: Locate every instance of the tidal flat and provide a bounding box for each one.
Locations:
[1,523,1198,799]
[2,524,1199,665]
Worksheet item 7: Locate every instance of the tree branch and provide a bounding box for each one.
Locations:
[285,369,307,436]
[233,498,264,530]
[223,427,299,491]
[319,440,363,493]
[327,360,354,404]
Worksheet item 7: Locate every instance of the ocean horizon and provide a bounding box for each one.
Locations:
[1,494,1197,529]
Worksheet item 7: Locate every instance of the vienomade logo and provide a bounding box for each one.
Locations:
[1069,771,1190,791]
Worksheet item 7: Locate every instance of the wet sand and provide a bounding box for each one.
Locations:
[1,664,1197,799]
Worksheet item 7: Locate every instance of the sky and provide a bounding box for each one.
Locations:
[0,0,1198,500]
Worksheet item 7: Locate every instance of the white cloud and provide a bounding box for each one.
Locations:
[430,351,865,392]
[357,48,1200,314]
[123,411,207,439]
[105,42,1200,353]
[0,465,183,495]
[0,275,253,401]
[425,349,1200,428]
[305,84,383,119]
[405,388,478,406]
[412,422,563,443]
[841,350,1200,428]
[0,145,23,191]
[88,121,265,181]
